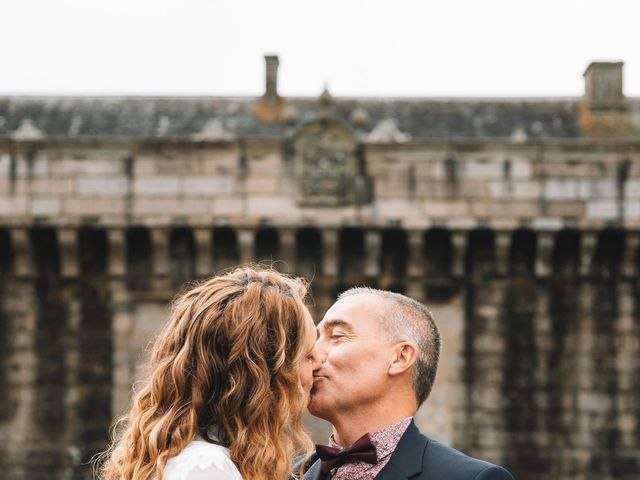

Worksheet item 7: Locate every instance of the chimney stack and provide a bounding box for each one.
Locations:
[255,54,285,123]
[264,55,279,104]
[583,61,625,109]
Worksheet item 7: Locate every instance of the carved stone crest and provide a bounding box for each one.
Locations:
[291,118,359,206]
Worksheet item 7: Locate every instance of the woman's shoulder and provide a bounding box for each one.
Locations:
[164,439,243,480]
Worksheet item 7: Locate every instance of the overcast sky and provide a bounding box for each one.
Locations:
[2,0,639,98]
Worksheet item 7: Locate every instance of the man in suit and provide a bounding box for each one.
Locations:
[298,287,514,480]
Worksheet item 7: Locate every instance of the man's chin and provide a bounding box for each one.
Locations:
[307,396,328,419]
[307,396,322,418]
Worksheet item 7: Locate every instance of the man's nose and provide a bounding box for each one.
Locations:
[311,348,323,371]
[315,338,328,362]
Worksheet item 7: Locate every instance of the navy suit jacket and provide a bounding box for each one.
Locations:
[295,421,514,480]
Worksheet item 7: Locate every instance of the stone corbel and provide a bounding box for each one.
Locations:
[321,229,339,278]
[58,228,78,278]
[193,228,213,277]
[364,230,381,278]
[451,231,468,279]
[407,230,424,279]
[579,232,598,277]
[278,229,297,274]
[106,229,126,277]
[535,231,554,278]
[237,229,255,264]
[622,231,640,278]
[495,231,511,277]
[9,228,32,277]
[150,228,170,277]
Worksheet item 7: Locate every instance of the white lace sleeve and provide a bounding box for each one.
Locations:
[163,440,243,480]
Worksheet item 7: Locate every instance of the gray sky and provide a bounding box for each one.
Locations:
[2,0,639,97]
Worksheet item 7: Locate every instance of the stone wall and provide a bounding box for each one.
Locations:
[1,139,639,229]
[1,137,640,479]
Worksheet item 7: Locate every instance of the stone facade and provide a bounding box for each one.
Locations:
[0,58,640,479]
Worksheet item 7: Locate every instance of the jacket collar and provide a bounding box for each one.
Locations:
[304,420,428,480]
[304,453,328,480]
[375,420,428,479]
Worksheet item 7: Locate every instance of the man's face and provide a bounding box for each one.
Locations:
[308,293,396,421]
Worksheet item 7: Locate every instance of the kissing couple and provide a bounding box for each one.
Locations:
[99,265,513,480]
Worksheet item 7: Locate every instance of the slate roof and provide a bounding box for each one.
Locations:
[0,95,639,141]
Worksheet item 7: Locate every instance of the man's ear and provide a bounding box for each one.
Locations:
[388,342,419,376]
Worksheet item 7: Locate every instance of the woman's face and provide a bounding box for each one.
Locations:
[299,308,321,392]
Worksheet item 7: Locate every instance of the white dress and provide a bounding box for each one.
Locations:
[164,433,243,480]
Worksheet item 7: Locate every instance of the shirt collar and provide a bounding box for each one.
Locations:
[328,417,413,462]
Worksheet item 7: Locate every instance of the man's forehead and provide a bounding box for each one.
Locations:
[318,293,385,330]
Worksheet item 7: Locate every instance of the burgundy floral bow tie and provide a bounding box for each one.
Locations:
[316,433,378,474]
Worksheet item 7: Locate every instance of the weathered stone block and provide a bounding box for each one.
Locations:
[53,154,125,176]
[243,176,281,194]
[31,197,61,216]
[537,162,592,178]
[586,200,617,219]
[134,176,179,195]
[200,150,241,175]
[579,180,618,199]
[463,159,504,179]
[545,202,585,217]
[373,199,420,219]
[64,197,126,216]
[180,176,234,196]
[77,176,128,196]
[544,180,579,200]
[625,180,640,198]
[0,178,12,193]
[248,153,282,173]
[509,159,534,179]
[132,157,159,176]
[0,197,28,216]
[133,198,209,216]
[374,177,411,199]
[413,159,448,180]
[0,154,11,177]
[424,201,469,217]
[113,313,133,334]
[455,180,488,199]
[489,181,540,199]
[210,197,244,217]
[414,181,452,199]
[625,201,640,219]
[28,178,75,195]
[471,201,538,218]
[8,155,46,178]
[247,196,299,218]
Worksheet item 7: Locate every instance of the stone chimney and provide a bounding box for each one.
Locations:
[583,61,625,109]
[264,55,279,104]
[254,54,286,123]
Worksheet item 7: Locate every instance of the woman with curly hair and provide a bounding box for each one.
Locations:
[98,265,321,480]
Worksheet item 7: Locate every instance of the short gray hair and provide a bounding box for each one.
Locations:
[337,287,441,406]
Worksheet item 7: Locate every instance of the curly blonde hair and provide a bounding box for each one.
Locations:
[98,265,315,480]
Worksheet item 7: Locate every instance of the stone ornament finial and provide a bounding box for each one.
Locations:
[319,85,333,107]
[366,118,410,143]
[11,119,44,140]
[350,107,370,129]
[192,118,234,141]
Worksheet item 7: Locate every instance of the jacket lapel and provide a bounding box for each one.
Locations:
[304,457,329,480]
[375,420,429,480]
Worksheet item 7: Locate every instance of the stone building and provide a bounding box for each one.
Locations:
[0,56,639,479]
